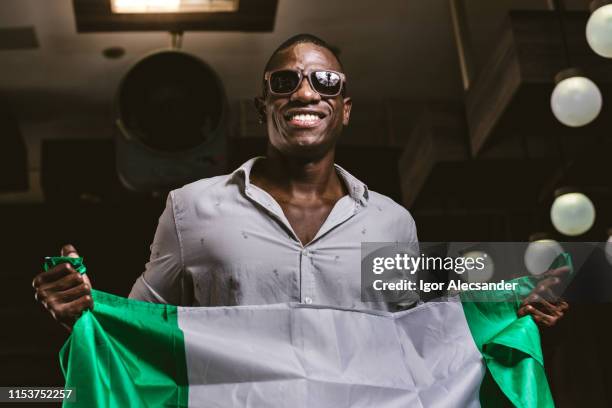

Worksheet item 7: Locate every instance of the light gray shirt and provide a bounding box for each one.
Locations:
[129,157,419,310]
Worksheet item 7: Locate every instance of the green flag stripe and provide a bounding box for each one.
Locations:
[462,288,554,408]
[460,253,573,408]
[60,290,188,407]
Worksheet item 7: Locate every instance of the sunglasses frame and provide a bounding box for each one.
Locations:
[264,69,347,97]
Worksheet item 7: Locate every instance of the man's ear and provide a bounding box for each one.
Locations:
[342,97,352,126]
[253,97,266,123]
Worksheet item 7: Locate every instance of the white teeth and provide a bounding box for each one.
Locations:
[291,114,319,121]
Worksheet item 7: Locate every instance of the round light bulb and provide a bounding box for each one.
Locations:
[550,192,596,236]
[587,4,612,58]
[551,76,602,127]
[605,234,612,266]
[524,240,564,275]
[461,251,494,283]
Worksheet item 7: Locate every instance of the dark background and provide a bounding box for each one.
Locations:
[2,0,612,407]
[3,140,612,407]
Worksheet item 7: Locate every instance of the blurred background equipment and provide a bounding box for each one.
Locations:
[115,47,228,192]
[0,107,28,192]
[41,139,128,204]
[0,25,38,50]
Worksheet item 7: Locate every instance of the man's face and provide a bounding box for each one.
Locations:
[255,43,352,159]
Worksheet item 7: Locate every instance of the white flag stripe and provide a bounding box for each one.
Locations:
[178,300,484,408]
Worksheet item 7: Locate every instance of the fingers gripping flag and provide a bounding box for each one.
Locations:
[58,257,568,408]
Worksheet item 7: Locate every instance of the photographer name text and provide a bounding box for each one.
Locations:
[372,279,518,293]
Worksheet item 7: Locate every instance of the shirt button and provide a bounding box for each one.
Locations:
[304,297,313,304]
[302,249,309,256]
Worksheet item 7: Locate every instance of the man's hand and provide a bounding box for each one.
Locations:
[517,265,570,328]
[32,244,93,332]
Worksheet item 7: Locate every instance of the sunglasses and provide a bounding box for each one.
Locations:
[264,69,346,97]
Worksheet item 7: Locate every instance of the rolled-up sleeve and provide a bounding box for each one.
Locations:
[129,191,188,305]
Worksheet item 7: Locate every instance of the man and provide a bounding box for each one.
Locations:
[33,34,567,330]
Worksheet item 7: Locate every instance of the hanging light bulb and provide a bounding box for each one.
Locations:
[605,228,612,265]
[524,234,564,275]
[460,251,494,283]
[551,68,602,127]
[586,1,612,58]
[550,188,596,236]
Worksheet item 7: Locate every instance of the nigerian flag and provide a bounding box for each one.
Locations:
[59,258,568,407]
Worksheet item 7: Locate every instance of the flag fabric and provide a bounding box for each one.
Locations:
[59,257,570,408]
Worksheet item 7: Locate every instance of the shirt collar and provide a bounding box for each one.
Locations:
[232,157,369,207]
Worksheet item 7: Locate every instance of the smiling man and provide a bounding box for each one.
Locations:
[34,34,567,326]
[122,34,419,309]
[31,33,571,408]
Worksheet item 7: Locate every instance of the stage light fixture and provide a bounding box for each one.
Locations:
[115,49,228,192]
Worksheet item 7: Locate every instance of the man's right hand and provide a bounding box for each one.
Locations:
[32,244,93,332]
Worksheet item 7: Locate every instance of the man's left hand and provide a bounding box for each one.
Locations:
[517,265,570,328]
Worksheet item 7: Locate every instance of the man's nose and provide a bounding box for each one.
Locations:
[291,75,321,103]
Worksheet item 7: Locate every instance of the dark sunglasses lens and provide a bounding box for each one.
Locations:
[311,71,342,95]
[269,71,300,94]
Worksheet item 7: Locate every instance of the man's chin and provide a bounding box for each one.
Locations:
[279,137,333,159]
[268,127,339,159]
[282,131,324,146]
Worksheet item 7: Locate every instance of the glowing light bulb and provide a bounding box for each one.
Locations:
[550,192,596,236]
[461,251,494,283]
[587,4,612,58]
[605,234,612,266]
[111,0,238,13]
[551,76,602,127]
[524,240,564,275]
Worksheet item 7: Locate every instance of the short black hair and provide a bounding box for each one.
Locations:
[262,33,345,95]
[264,33,343,73]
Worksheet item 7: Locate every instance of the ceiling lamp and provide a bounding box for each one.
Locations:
[111,0,239,14]
[549,1,603,127]
[587,1,612,58]
[524,234,564,275]
[551,68,602,127]
[550,188,596,236]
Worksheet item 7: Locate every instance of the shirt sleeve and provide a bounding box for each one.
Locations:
[401,207,419,244]
[128,191,188,305]
[392,207,421,311]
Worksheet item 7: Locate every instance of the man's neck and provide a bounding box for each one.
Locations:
[251,146,347,201]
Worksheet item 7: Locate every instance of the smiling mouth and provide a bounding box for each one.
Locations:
[284,112,326,129]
